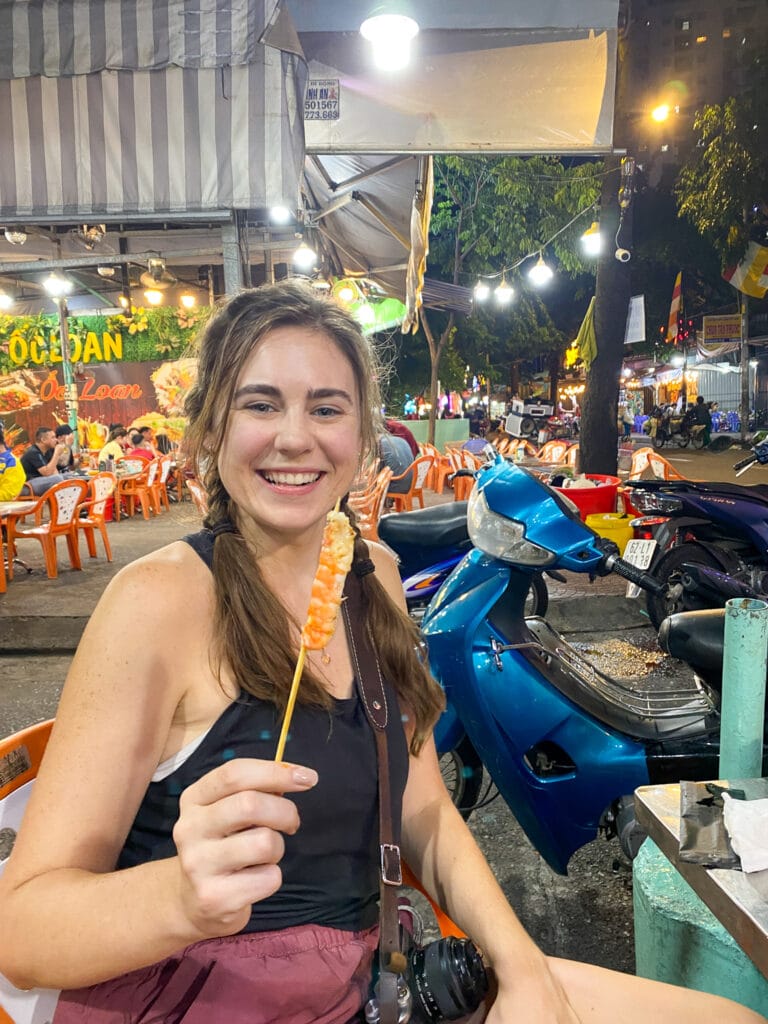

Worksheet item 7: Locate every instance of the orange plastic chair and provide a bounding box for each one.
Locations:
[186,478,209,517]
[626,446,655,480]
[0,532,6,595]
[151,456,174,513]
[537,440,569,464]
[422,443,452,494]
[6,479,88,580]
[76,472,116,563]
[0,720,60,1023]
[564,443,580,470]
[388,455,433,512]
[647,451,686,481]
[117,459,159,520]
[347,467,392,542]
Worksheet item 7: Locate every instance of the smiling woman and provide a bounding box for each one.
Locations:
[0,282,763,1024]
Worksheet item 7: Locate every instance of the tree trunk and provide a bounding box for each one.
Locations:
[580,157,632,475]
[548,350,560,405]
[421,310,454,445]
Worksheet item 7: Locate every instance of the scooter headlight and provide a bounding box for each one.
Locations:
[630,490,683,513]
[467,488,555,566]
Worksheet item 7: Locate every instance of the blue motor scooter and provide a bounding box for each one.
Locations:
[419,456,764,874]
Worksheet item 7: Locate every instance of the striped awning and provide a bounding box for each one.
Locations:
[0,0,306,219]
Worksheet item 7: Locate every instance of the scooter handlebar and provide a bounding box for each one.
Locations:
[606,554,666,596]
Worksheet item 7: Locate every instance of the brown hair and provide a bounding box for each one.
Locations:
[184,281,443,751]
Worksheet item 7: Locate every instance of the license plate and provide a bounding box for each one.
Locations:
[623,538,657,599]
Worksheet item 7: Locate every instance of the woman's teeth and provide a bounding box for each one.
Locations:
[262,471,320,486]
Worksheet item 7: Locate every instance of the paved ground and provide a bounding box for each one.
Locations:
[0,440,759,973]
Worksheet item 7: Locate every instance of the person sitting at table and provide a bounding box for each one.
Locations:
[97,427,131,467]
[54,424,77,471]
[19,426,68,496]
[378,427,414,495]
[0,427,27,501]
[126,432,155,462]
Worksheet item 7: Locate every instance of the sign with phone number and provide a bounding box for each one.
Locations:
[305,79,339,120]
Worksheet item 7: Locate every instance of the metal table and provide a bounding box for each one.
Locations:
[635,779,768,979]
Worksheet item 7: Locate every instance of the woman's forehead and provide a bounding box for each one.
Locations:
[236,326,358,385]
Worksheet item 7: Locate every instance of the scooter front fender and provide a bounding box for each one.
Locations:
[424,552,649,874]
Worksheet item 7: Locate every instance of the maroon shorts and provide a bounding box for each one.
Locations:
[52,923,379,1024]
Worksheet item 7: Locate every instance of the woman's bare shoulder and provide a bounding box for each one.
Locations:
[101,540,212,611]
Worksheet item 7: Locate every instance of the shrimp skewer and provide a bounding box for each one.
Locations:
[274,505,356,761]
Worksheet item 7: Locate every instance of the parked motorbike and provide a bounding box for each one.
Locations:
[646,405,705,450]
[377,501,549,623]
[627,440,768,629]
[419,456,763,874]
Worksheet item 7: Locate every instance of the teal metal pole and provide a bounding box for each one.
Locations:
[719,597,768,778]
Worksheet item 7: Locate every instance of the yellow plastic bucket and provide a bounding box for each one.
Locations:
[584,512,634,555]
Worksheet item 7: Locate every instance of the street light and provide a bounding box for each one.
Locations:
[651,103,671,123]
[43,273,79,451]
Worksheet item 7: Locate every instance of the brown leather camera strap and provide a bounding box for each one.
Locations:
[342,570,406,1024]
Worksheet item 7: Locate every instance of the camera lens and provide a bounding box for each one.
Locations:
[406,937,489,1023]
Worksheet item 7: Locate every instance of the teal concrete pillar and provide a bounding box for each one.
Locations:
[633,840,768,1017]
[720,597,768,778]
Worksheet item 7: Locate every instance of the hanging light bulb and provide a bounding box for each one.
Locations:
[580,221,602,256]
[292,241,317,270]
[44,273,72,298]
[360,13,419,71]
[0,290,13,310]
[494,276,514,304]
[269,205,293,224]
[143,288,164,306]
[473,280,490,302]
[117,294,130,309]
[179,293,196,309]
[527,254,554,287]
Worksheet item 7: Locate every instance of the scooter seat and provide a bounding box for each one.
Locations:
[378,501,469,551]
[629,479,768,503]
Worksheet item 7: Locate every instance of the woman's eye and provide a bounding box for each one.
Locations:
[313,406,341,418]
[246,401,275,414]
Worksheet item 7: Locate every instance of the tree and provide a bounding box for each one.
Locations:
[676,57,768,264]
[420,155,602,440]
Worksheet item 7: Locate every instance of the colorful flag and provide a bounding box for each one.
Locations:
[666,271,682,343]
[576,296,597,370]
[723,242,768,299]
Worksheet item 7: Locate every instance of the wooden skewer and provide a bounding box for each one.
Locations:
[275,645,306,762]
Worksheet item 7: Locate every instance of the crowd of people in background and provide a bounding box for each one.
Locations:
[0,419,178,501]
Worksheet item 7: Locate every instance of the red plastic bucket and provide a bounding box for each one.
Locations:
[553,474,620,520]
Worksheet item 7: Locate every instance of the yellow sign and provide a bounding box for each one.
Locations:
[702,315,742,342]
[8,331,123,366]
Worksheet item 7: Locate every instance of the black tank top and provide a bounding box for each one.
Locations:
[117,530,409,933]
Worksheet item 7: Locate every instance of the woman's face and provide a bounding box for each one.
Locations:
[218,325,362,541]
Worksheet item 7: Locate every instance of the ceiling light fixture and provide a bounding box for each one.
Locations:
[0,290,13,310]
[97,264,116,278]
[43,273,72,298]
[360,12,419,71]
[179,292,196,309]
[4,228,27,245]
[292,240,317,270]
[269,205,293,224]
[143,289,164,306]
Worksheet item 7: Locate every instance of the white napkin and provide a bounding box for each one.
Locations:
[722,792,768,873]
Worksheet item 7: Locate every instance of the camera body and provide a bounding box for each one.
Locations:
[615,248,631,263]
[365,929,489,1024]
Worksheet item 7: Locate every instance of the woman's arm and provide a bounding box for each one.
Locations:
[0,547,315,990]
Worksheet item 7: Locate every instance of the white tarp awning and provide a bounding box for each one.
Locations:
[0,0,306,219]
[287,0,619,154]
